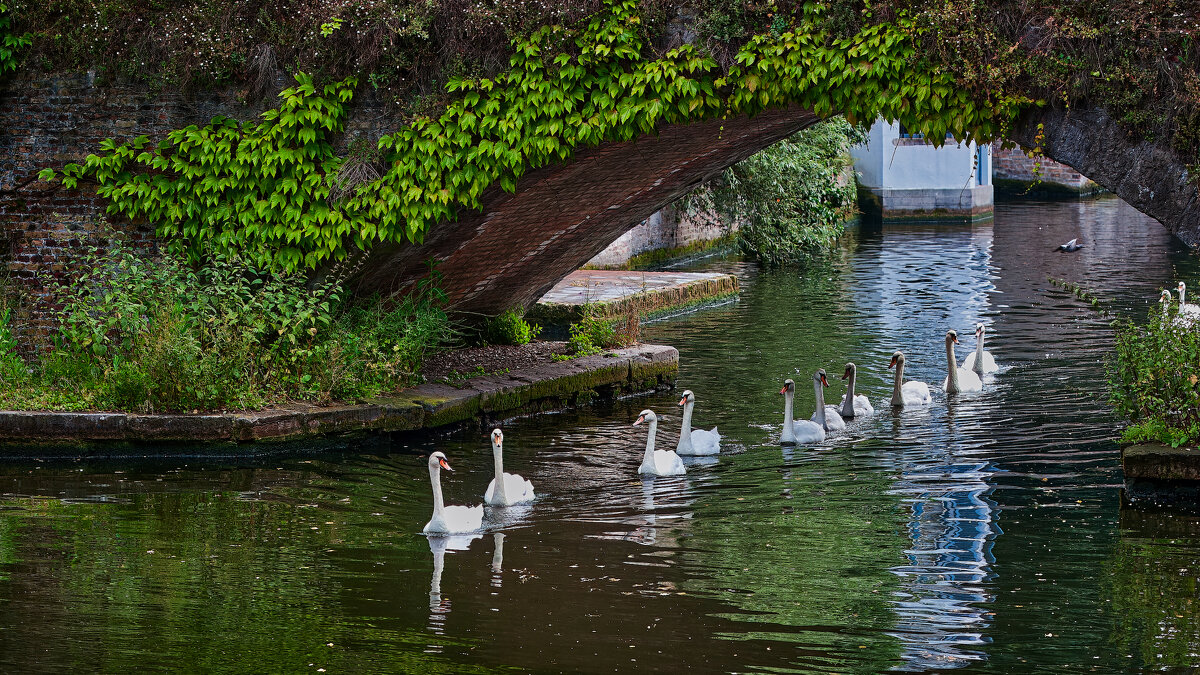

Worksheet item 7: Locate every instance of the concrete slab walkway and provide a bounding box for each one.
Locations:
[530,270,738,327]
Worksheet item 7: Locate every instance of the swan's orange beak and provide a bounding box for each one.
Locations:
[820,374,829,387]
[952,335,960,344]
[841,368,850,380]
[678,396,687,406]
[633,415,645,426]
[438,457,453,472]
[779,385,788,394]
[888,355,897,369]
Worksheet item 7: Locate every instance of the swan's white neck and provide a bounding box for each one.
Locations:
[946,337,960,393]
[678,400,694,451]
[782,390,795,443]
[491,439,507,503]
[972,331,985,376]
[840,369,856,418]
[892,360,904,407]
[429,462,445,522]
[642,417,658,465]
[1182,285,1188,305]
[813,378,827,427]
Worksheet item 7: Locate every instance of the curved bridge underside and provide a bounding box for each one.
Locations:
[349,105,819,314]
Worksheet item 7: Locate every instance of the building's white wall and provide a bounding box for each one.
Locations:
[853,119,989,191]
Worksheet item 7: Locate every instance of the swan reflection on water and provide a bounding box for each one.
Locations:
[426,533,482,640]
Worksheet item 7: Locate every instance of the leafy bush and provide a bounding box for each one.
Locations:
[483,308,542,346]
[0,3,30,77]
[684,118,865,265]
[558,306,624,359]
[0,243,452,412]
[1110,303,1200,447]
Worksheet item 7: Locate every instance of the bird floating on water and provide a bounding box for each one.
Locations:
[1056,238,1084,252]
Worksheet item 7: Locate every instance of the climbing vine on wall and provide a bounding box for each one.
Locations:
[39,0,1032,271]
[0,3,30,76]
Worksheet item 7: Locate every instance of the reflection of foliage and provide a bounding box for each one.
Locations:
[685,118,865,265]
[1108,513,1200,668]
[681,450,907,672]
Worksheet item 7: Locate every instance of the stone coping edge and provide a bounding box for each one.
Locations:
[530,274,739,326]
[0,344,678,452]
[1122,442,1200,482]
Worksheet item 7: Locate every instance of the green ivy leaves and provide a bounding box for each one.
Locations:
[38,0,1028,272]
[0,3,31,76]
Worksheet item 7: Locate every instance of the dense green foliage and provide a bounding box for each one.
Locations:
[482,308,541,346]
[556,306,625,360]
[0,245,451,412]
[1110,304,1200,447]
[686,118,863,264]
[39,0,1019,271]
[0,2,29,76]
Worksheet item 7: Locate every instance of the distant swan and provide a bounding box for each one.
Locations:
[943,329,984,393]
[634,410,686,476]
[960,323,999,376]
[423,452,484,534]
[838,362,875,419]
[809,369,846,431]
[1179,282,1200,315]
[676,390,721,456]
[1056,238,1084,252]
[779,375,826,445]
[484,428,535,506]
[888,351,933,407]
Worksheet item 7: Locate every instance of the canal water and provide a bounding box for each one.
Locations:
[2,199,1199,672]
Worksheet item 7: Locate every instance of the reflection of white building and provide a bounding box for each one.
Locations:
[851,120,993,221]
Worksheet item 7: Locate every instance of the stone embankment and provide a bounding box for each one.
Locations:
[0,344,677,457]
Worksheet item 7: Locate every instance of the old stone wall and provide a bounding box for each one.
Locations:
[584,205,727,268]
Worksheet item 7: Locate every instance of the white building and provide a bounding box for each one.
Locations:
[851,119,993,221]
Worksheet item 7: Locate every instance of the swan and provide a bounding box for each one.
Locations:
[809,368,846,431]
[633,410,686,476]
[1179,282,1200,315]
[888,351,933,407]
[838,362,875,419]
[942,329,984,393]
[676,390,721,456]
[779,375,825,445]
[1055,238,1084,252]
[483,428,535,506]
[423,452,485,534]
[960,323,999,376]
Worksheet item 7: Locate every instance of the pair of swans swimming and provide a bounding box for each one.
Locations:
[1161,281,1200,327]
[424,428,534,534]
[633,389,722,477]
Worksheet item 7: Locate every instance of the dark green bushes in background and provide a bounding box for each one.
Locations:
[685,118,864,265]
[1110,304,1200,447]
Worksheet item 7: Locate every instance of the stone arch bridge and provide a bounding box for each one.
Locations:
[1,74,1198,323]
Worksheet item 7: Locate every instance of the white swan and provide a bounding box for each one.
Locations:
[676,390,721,456]
[423,452,484,534]
[943,329,984,393]
[838,362,875,419]
[634,410,686,476]
[809,368,846,431]
[888,351,933,407]
[483,428,535,506]
[1161,288,1200,328]
[1179,282,1200,316]
[779,375,825,445]
[960,323,999,376]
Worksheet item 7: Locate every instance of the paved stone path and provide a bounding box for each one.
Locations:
[537,270,736,306]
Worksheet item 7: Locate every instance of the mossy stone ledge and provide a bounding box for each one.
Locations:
[0,344,677,457]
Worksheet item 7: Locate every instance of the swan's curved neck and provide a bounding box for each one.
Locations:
[782,390,795,442]
[973,332,985,376]
[679,401,694,449]
[429,463,445,520]
[946,338,959,393]
[642,418,658,464]
[813,379,827,427]
[841,370,856,418]
[1182,286,1188,305]
[892,360,904,406]
[492,440,507,502]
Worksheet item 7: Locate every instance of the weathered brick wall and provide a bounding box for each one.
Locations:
[0,73,388,346]
[992,141,1096,189]
[584,205,728,268]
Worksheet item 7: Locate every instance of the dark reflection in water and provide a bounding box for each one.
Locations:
[1,199,1200,672]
